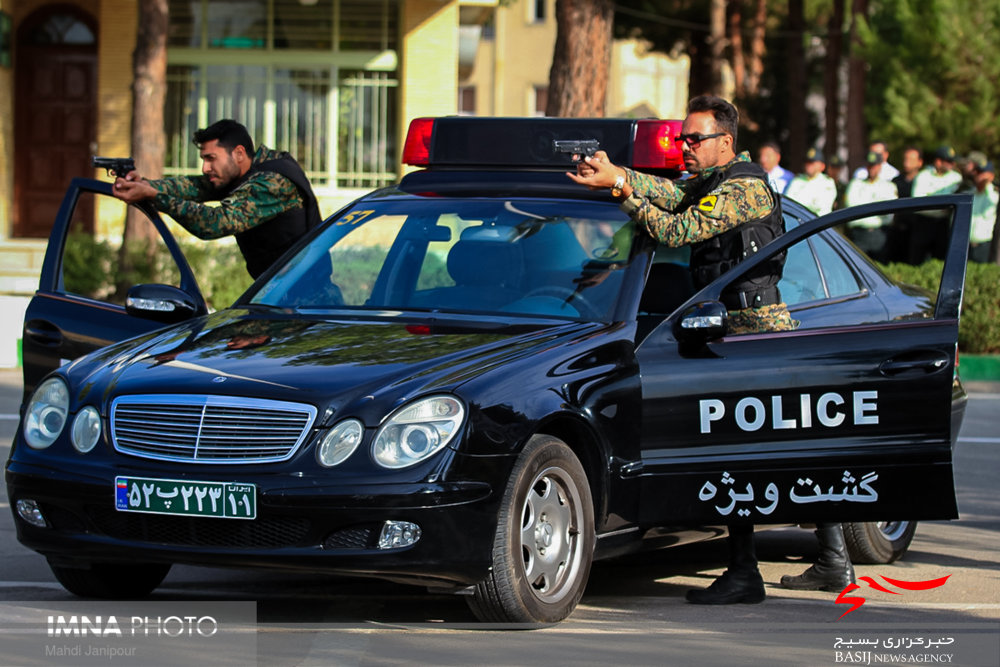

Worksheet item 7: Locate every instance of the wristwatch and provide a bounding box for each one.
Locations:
[611,174,626,198]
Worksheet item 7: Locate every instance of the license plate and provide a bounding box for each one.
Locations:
[115,476,256,520]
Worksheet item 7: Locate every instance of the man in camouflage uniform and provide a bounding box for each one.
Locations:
[569,95,793,605]
[568,95,794,336]
[113,119,321,279]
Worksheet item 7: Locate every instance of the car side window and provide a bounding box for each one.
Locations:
[811,234,862,298]
[777,238,824,305]
[61,192,183,305]
[778,233,864,307]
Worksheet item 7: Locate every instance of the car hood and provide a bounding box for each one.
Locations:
[67,309,603,414]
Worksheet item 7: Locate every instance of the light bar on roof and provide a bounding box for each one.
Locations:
[401,117,685,172]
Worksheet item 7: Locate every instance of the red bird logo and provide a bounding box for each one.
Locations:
[835,575,951,618]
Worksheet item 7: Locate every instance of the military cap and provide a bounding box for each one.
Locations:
[934,145,956,162]
[805,147,825,162]
[968,150,989,170]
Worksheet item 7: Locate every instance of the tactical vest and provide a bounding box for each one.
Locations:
[232,154,322,279]
[684,161,786,309]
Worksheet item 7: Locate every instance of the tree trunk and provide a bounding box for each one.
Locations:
[688,30,714,97]
[729,0,746,98]
[746,0,767,96]
[846,0,869,172]
[546,0,614,117]
[786,0,806,167]
[824,0,845,161]
[117,0,168,294]
[709,0,727,96]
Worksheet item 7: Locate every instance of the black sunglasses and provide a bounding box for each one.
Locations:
[676,132,727,147]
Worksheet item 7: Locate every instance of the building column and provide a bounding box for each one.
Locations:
[399,0,459,170]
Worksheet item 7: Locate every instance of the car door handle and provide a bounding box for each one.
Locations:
[879,352,950,376]
[24,319,63,347]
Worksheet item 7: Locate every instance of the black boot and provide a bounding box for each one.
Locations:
[686,524,766,605]
[780,523,856,592]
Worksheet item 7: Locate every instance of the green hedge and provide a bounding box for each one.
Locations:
[63,229,252,312]
[881,260,1000,354]
[175,241,253,310]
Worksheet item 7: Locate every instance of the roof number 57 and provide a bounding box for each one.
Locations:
[336,210,375,226]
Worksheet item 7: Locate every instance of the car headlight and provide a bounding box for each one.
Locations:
[24,377,70,450]
[372,395,464,469]
[317,419,364,467]
[71,406,102,454]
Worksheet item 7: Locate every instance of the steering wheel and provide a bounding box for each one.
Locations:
[521,286,602,319]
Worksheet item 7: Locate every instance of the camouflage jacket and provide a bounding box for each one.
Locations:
[148,146,304,240]
[621,152,795,334]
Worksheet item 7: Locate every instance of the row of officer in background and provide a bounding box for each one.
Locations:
[760,141,998,265]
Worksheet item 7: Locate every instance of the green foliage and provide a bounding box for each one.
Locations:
[62,228,115,299]
[881,259,1000,354]
[330,246,391,304]
[176,241,253,310]
[415,251,450,291]
[610,1,1000,163]
[63,229,172,303]
[328,247,451,305]
[956,261,1000,354]
[61,230,253,312]
[858,0,1000,157]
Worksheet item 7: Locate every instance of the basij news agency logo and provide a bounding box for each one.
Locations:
[835,574,950,618]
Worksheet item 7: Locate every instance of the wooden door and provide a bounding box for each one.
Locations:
[14,9,98,238]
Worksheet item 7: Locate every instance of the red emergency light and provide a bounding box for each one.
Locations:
[633,119,684,171]
[402,117,434,167]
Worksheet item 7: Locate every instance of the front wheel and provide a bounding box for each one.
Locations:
[49,560,171,599]
[467,435,595,624]
[842,521,918,564]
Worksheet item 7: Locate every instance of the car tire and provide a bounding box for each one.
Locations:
[48,561,171,599]
[842,521,918,564]
[467,434,595,624]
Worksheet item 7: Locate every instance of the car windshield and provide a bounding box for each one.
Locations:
[249,198,640,321]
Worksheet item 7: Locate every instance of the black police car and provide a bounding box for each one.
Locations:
[8,117,972,623]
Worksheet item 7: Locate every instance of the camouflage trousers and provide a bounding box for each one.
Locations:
[728,303,797,335]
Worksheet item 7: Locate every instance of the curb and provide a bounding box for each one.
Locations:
[959,354,1000,383]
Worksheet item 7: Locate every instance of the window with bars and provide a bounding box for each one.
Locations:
[165,0,398,188]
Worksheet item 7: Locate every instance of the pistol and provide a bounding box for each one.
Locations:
[553,139,600,161]
[92,156,136,180]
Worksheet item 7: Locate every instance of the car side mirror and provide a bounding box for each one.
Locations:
[675,301,728,343]
[125,284,200,323]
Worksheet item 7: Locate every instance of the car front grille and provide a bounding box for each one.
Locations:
[110,395,317,464]
[87,506,312,548]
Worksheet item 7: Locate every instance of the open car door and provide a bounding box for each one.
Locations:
[20,179,207,401]
[636,194,971,526]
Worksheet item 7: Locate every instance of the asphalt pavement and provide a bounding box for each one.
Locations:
[2,366,999,666]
